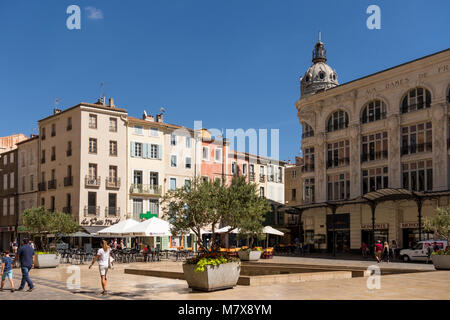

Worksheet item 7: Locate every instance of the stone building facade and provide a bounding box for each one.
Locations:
[296,36,450,252]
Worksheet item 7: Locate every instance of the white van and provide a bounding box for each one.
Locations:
[399,240,448,262]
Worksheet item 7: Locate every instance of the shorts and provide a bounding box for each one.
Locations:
[99,266,108,276]
[2,270,12,280]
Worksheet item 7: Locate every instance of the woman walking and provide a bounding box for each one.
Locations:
[89,240,111,295]
[383,241,390,263]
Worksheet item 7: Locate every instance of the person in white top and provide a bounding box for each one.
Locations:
[89,240,111,295]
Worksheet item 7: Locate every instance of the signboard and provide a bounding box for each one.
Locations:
[80,217,121,226]
[360,223,389,230]
[140,211,157,220]
[400,222,424,229]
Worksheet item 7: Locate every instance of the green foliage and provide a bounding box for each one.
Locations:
[424,207,450,243]
[161,177,223,251]
[35,251,58,255]
[220,176,271,247]
[431,250,449,256]
[22,207,79,250]
[186,252,239,273]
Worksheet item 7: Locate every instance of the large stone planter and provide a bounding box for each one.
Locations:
[238,250,262,261]
[431,255,450,270]
[183,261,241,292]
[34,254,60,268]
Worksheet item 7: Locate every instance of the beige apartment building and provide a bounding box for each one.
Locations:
[17,136,39,232]
[294,35,450,252]
[0,134,28,154]
[37,99,128,233]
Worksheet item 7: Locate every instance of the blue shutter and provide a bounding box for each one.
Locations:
[143,143,148,159]
[130,141,135,157]
[158,144,162,160]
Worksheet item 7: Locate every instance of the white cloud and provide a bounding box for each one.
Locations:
[85,7,103,20]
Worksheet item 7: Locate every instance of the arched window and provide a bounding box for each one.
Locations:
[401,87,431,114]
[327,110,349,132]
[361,100,386,124]
[302,123,314,138]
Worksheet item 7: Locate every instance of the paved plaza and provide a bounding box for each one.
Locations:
[0,257,448,300]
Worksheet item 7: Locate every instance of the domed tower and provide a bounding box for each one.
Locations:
[300,32,338,97]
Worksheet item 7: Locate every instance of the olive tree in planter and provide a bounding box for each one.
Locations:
[424,207,450,270]
[220,177,270,261]
[162,178,241,291]
[22,206,79,268]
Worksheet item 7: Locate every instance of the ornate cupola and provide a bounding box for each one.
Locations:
[300,32,338,98]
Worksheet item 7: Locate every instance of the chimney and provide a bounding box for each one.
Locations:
[142,110,154,122]
[156,113,164,123]
[109,98,115,108]
[53,108,62,115]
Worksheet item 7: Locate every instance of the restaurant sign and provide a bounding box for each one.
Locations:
[400,222,424,229]
[81,217,121,226]
[360,223,388,230]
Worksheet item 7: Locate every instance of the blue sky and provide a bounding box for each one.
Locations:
[1,0,449,162]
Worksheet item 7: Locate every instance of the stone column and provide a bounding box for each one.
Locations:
[431,103,447,191]
[349,124,361,198]
[315,132,327,202]
[388,115,401,188]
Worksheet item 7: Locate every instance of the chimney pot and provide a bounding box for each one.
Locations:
[109,98,114,108]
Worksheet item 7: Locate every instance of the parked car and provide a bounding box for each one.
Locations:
[399,240,448,262]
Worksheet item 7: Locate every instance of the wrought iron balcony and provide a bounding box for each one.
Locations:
[249,172,255,182]
[301,164,315,172]
[268,174,275,182]
[129,184,162,195]
[85,175,101,187]
[401,143,432,156]
[63,206,72,214]
[302,131,314,139]
[38,182,46,191]
[259,174,265,182]
[106,177,121,189]
[84,206,99,216]
[64,176,73,186]
[47,179,57,190]
[105,207,120,217]
[361,150,388,163]
[326,157,350,169]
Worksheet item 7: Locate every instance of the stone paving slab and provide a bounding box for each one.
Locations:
[1,258,447,300]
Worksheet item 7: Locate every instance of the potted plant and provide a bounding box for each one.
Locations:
[22,207,79,268]
[425,207,450,270]
[238,247,263,261]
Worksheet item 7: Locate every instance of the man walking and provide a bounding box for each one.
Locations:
[15,239,34,292]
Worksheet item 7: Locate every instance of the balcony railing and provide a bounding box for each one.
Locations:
[361,150,388,162]
[401,143,432,156]
[84,206,99,216]
[64,176,73,186]
[249,172,255,182]
[401,102,431,114]
[326,157,350,169]
[268,174,275,182]
[302,131,314,139]
[301,164,315,172]
[63,206,72,214]
[129,184,162,195]
[259,175,265,182]
[105,207,120,217]
[85,175,101,187]
[106,177,121,189]
[47,179,57,190]
[66,149,72,157]
[326,122,349,132]
[38,182,46,191]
